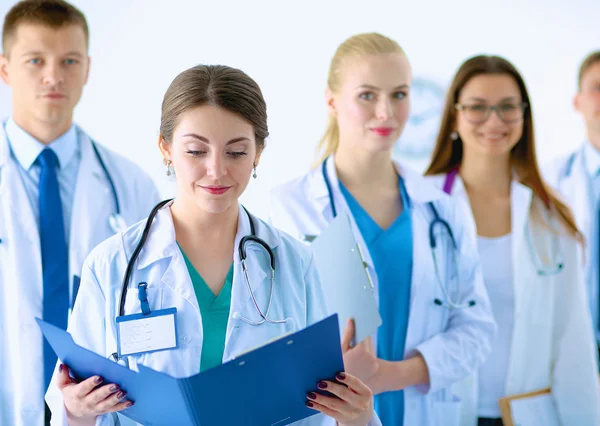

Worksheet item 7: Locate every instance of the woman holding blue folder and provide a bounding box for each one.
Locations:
[45,64,380,426]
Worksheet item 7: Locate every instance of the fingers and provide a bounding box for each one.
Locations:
[341,318,356,352]
[55,364,75,390]
[86,383,121,406]
[313,378,363,408]
[305,373,373,423]
[74,375,105,399]
[93,389,133,413]
[305,398,343,418]
[364,336,374,353]
[334,372,373,397]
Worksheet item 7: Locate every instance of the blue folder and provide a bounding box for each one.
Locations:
[38,314,344,426]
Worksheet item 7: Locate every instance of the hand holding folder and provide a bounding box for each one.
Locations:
[38,314,344,426]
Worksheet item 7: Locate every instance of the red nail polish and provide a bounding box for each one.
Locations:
[58,364,63,373]
[306,392,317,400]
[317,381,328,389]
[305,401,314,408]
[336,372,346,381]
[126,401,134,408]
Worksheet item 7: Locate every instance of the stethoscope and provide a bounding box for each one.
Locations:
[118,199,287,326]
[321,159,476,309]
[444,168,564,276]
[89,139,127,234]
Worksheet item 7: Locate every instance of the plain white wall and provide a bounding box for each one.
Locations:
[1,0,599,219]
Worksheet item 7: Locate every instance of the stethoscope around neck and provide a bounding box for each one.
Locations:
[118,199,287,326]
[321,158,476,309]
[90,139,127,234]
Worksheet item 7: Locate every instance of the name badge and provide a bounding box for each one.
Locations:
[116,308,179,357]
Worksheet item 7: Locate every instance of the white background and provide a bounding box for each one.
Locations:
[1,0,599,219]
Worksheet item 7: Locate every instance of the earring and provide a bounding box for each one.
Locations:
[165,159,173,176]
[252,162,257,179]
[450,131,459,141]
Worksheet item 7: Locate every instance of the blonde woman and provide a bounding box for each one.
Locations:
[268,33,496,426]
[424,55,600,426]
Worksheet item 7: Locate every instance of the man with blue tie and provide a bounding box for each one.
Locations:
[544,50,600,367]
[0,1,161,425]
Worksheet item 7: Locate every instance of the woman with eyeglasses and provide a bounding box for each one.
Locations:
[424,55,600,426]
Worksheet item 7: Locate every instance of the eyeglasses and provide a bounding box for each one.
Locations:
[455,102,528,124]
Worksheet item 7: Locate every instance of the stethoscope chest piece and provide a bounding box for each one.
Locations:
[109,213,128,234]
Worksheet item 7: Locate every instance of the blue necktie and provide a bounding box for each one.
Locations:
[38,148,69,390]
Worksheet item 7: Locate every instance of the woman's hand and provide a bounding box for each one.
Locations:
[341,319,379,383]
[305,372,374,426]
[56,364,133,425]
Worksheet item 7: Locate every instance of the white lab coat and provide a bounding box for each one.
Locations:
[0,125,161,426]
[45,202,382,426]
[425,173,600,426]
[543,146,600,343]
[268,157,497,426]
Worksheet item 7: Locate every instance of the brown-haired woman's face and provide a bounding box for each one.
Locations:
[455,73,525,159]
[159,105,258,214]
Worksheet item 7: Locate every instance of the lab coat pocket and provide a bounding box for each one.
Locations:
[433,396,462,426]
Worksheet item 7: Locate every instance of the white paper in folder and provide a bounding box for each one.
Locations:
[510,393,559,426]
[311,212,382,344]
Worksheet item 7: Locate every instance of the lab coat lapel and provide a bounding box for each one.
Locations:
[230,205,269,323]
[510,181,533,308]
[69,130,113,274]
[562,149,591,238]
[135,203,199,310]
[0,125,40,250]
[310,156,376,273]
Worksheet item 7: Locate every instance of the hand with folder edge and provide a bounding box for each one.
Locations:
[40,315,377,426]
[342,319,431,396]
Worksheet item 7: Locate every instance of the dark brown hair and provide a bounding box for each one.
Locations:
[578,50,600,91]
[2,0,89,55]
[425,55,582,243]
[160,64,268,151]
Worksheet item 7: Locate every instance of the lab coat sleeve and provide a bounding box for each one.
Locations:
[413,198,497,394]
[551,239,600,426]
[292,251,382,426]
[46,261,119,426]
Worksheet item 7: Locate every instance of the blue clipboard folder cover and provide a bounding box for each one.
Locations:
[37,314,344,426]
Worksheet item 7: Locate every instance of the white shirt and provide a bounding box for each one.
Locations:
[476,234,513,418]
[5,117,80,240]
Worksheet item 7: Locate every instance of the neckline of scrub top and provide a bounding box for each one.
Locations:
[338,175,411,243]
[177,243,234,308]
[178,244,233,372]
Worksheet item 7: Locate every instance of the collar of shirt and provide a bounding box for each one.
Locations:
[5,117,78,171]
[583,140,600,178]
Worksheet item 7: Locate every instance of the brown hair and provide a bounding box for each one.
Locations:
[313,32,406,167]
[578,50,600,91]
[2,0,89,55]
[425,55,582,243]
[160,64,268,151]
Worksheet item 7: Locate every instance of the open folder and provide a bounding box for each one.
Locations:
[311,212,382,344]
[37,314,344,426]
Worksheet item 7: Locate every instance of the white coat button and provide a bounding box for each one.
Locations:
[182,336,191,344]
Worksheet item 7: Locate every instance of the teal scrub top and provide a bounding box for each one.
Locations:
[179,245,233,372]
